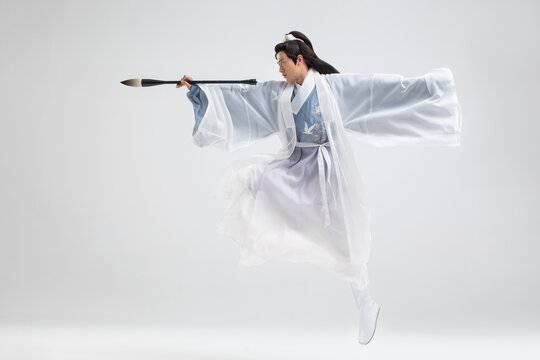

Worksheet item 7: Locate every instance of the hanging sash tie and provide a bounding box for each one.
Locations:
[295,141,334,227]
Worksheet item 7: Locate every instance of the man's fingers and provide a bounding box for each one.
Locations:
[177,75,192,89]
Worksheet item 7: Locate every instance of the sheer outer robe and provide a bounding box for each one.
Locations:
[189,67,462,288]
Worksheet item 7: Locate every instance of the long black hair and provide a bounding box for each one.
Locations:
[274,31,339,74]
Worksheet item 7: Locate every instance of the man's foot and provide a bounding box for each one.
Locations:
[358,299,380,345]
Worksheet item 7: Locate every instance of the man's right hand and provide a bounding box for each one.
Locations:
[177,75,193,90]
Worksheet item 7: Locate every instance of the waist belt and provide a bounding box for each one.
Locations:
[295,141,330,148]
[295,141,333,227]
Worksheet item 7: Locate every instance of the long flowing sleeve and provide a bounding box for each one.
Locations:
[324,68,462,146]
[186,80,284,151]
[186,84,209,136]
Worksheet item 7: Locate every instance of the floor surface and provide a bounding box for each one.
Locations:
[0,324,538,360]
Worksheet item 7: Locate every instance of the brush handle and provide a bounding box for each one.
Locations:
[142,79,257,86]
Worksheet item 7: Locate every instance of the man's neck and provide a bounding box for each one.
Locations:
[296,67,309,86]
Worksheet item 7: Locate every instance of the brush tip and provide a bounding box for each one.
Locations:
[121,79,142,87]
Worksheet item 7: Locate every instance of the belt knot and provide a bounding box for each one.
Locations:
[295,141,334,227]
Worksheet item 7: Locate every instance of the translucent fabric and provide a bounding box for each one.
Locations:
[325,68,462,146]
[190,67,462,289]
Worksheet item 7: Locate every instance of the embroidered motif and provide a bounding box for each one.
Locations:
[302,121,326,143]
[304,121,317,134]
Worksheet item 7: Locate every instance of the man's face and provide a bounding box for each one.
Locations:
[276,51,299,83]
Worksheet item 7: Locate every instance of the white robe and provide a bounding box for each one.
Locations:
[189,67,462,289]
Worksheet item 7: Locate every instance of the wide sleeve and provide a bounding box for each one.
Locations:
[185,80,282,151]
[324,68,462,146]
[186,84,209,137]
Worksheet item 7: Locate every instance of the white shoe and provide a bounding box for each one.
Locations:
[357,299,380,345]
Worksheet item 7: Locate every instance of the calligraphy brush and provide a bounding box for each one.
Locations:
[121,78,257,87]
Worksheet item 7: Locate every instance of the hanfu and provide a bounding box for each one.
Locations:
[186,67,461,292]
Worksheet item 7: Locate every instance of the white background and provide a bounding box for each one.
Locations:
[1,0,539,358]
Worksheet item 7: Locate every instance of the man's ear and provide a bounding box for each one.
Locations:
[296,54,303,65]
